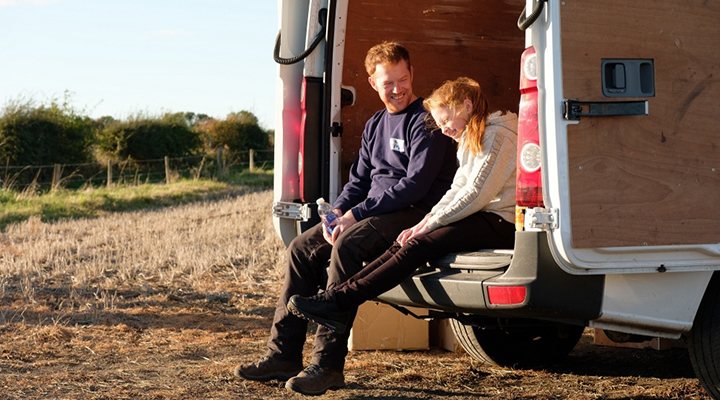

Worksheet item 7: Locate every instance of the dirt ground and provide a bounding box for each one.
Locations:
[0,287,711,399]
[0,190,712,399]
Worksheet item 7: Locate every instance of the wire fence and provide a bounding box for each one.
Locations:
[0,148,274,192]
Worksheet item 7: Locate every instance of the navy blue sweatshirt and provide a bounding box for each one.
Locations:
[334,97,457,221]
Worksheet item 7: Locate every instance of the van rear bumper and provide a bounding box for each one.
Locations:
[376,231,604,321]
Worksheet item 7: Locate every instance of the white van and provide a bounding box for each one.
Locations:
[271,1,720,397]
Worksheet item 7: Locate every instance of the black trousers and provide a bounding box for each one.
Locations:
[332,210,516,308]
[266,207,427,371]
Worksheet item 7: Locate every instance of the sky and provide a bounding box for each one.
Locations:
[0,0,279,129]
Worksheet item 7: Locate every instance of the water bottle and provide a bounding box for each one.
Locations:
[316,198,337,234]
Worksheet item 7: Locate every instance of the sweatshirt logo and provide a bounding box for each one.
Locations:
[389,138,406,153]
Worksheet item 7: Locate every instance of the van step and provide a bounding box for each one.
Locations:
[430,250,513,270]
[378,269,503,312]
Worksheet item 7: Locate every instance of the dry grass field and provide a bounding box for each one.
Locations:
[0,188,711,399]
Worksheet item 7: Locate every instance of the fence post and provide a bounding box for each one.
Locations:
[51,164,62,192]
[107,160,113,188]
[216,147,225,178]
[249,149,255,172]
[194,156,206,180]
[164,156,171,184]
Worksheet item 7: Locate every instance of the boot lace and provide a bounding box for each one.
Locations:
[302,364,324,376]
[308,289,335,303]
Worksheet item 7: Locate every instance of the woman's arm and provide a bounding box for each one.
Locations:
[426,126,516,231]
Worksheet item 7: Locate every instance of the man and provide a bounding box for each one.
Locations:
[235,41,456,396]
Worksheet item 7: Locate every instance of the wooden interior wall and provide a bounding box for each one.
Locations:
[561,1,720,247]
[340,0,524,180]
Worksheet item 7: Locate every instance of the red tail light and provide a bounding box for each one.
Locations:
[298,76,323,203]
[517,46,543,207]
[299,77,308,201]
[487,285,527,305]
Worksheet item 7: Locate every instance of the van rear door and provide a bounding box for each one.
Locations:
[533,0,720,273]
[273,0,344,245]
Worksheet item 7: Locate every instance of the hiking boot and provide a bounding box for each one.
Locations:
[287,292,352,333]
[285,364,345,396]
[233,355,302,382]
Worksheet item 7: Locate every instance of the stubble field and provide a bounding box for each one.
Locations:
[0,188,711,399]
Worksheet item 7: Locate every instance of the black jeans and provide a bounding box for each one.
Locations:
[266,207,426,371]
[332,210,516,307]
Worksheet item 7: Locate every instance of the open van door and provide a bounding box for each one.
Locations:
[533,0,720,274]
[272,0,345,245]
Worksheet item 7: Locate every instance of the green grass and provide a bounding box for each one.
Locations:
[0,168,274,229]
[225,168,273,187]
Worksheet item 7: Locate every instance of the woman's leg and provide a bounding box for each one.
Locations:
[340,242,402,283]
[333,211,514,308]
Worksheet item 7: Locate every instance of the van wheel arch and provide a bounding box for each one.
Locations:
[449,317,584,368]
[688,272,720,399]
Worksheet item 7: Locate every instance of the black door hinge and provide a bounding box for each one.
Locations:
[330,122,343,137]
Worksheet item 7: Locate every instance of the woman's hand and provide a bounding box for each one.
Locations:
[397,214,432,247]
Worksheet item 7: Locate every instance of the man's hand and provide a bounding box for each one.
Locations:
[321,208,342,245]
[397,214,431,246]
[321,208,354,245]
[327,209,357,243]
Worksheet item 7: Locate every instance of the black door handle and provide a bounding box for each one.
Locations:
[563,100,648,121]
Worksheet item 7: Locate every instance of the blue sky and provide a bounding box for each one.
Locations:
[0,0,278,129]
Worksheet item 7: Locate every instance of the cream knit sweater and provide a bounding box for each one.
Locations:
[425,111,518,231]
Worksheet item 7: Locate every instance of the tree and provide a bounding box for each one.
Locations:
[226,110,259,126]
[0,98,94,166]
[96,114,201,160]
[203,111,271,162]
[163,111,212,128]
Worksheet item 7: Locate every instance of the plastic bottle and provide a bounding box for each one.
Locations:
[316,198,337,235]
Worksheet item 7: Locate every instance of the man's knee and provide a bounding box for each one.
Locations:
[332,218,374,254]
[287,234,306,257]
[288,224,323,256]
[328,236,352,272]
[330,231,352,253]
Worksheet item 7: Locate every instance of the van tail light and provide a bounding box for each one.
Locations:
[517,46,543,207]
[299,77,308,201]
[487,285,527,305]
[299,76,323,202]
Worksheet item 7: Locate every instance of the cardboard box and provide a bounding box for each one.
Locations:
[431,319,463,353]
[348,302,429,351]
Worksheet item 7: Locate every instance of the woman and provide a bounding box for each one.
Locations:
[287,77,518,333]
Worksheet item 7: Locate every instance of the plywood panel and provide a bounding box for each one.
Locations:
[341,0,524,177]
[561,0,720,248]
